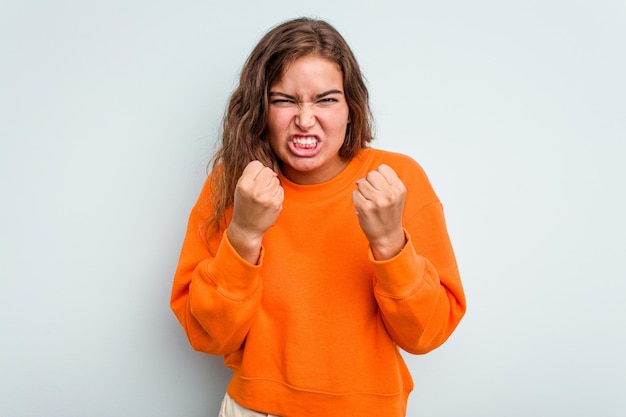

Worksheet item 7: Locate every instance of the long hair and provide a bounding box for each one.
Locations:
[204,17,374,242]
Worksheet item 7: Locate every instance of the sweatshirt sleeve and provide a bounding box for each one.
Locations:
[372,200,466,355]
[170,179,263,356]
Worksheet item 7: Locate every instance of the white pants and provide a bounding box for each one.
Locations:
[219,393,281,417]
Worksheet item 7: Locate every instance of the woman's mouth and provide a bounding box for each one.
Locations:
[291,136,318,149]
[289,136,320,156]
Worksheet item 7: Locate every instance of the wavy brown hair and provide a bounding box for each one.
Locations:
[204,17,374,242]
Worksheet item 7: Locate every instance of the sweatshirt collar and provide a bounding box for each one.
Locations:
[279,148,374,200]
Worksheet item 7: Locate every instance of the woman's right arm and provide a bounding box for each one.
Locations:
[170,161,283,356]
[170,192,263,356]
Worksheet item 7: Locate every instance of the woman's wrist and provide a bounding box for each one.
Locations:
[369,229,407,261]
[226,224,264,265]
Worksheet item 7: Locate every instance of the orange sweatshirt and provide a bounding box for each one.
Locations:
[171,148,466,417]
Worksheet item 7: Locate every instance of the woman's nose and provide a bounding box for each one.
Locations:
[295,103,315,130]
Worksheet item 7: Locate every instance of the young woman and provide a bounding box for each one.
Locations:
[171,17,466,417]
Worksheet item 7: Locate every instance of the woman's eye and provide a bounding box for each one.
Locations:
[271,99,294,105]
[318,98,337,104]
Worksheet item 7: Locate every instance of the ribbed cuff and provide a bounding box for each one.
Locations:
[206,231,263,300]
[371,230,426,299]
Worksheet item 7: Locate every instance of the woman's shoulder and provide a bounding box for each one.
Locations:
[363,147,427,177]
[363,147,439,205]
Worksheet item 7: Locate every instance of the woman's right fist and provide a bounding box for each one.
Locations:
[228,161,284,253]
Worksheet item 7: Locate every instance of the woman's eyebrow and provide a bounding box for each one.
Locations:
[268,92,296,100]
[313,89,344,100]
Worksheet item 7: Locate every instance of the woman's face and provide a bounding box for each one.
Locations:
[267,55,350,185]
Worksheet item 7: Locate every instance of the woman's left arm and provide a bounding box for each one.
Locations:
[353,162,465,354]
[372,201,466,354]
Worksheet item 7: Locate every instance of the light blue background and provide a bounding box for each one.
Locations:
[1,1,625,416]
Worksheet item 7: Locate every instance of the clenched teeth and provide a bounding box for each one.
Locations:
[292,137,318,148]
